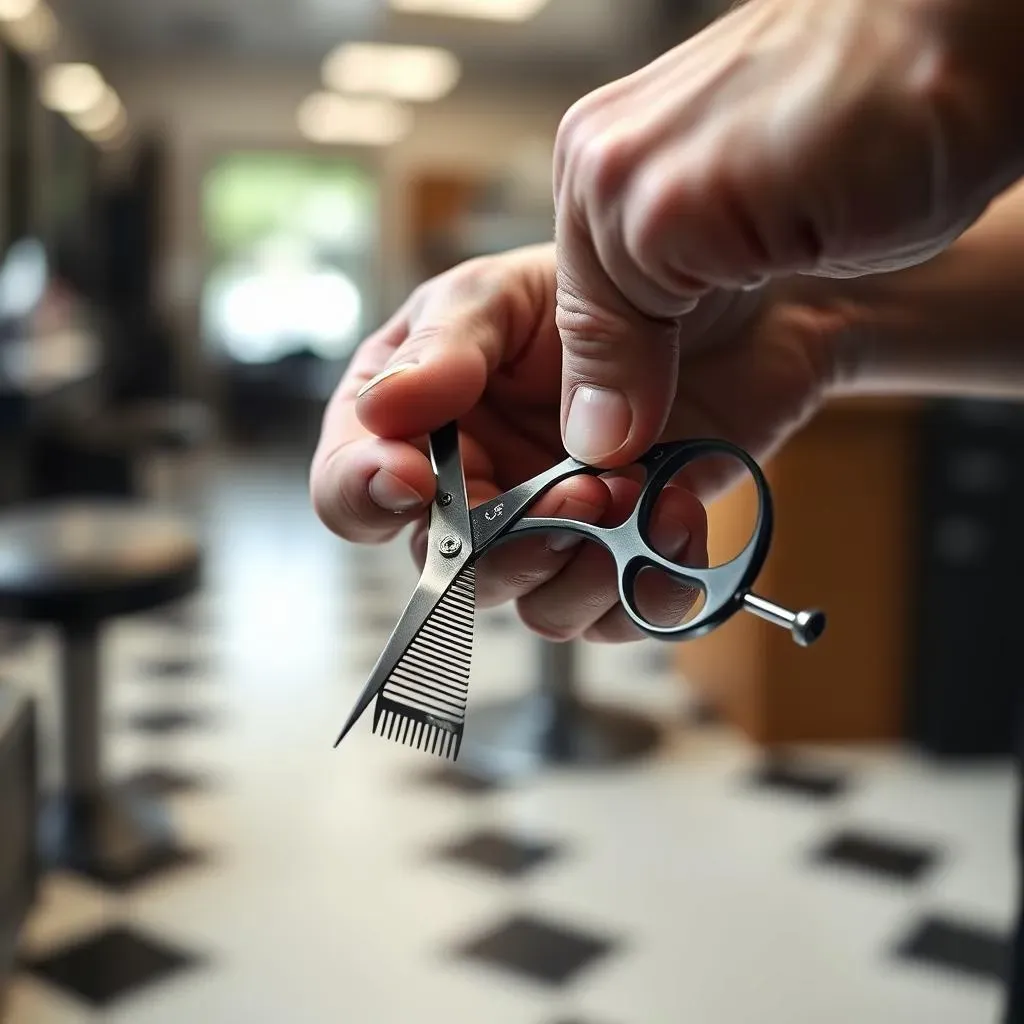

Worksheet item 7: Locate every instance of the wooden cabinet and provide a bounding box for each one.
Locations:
[674,398,922,745]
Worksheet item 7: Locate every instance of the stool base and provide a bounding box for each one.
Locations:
[39,790,180,888]
[457,689,662,782]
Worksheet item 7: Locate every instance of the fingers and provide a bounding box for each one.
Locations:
[553,83,696,472]
[312,254,541,545]
[354,328,490,442]
[472,475,611,607]
[405,474,711,644]
[585,487,709,643]
[554,216,683,469]
[408,474,613,605]
[516,478,708,641]
[355,257,539,442]
[312,424,494,545]
[313,436,435,544]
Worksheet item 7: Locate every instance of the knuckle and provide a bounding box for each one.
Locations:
[622,180,676,277]
[516,605,577,643]
[395,321,446,361]
[576,130,637,208]
[504,569,548,590]
[556,91,636,207]
[554,294,629,353]
[624,162,707,272]
[417,256,505,325]
[312,490,362,543]
[585,617,644,644]
[410,255,499,317]
[310,452,391,545]
[624,153,773,288]
[447,256,504,303]
[406,279,432,314]
[517,580,616,641]
[310,487,341,537]
[555,281,678,363]
[554,92,602,186]
[310,464,354,540]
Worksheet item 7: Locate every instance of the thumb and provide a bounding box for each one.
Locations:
[355,297,505,442]
[555,229,681,469]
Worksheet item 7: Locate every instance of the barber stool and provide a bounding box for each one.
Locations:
[33,399,213,508]
[87,399,213,508]
[457,637,662,781]
[0,502,202,883]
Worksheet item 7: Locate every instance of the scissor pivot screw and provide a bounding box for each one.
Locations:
[439,535,462,557]
[438,492,452,506]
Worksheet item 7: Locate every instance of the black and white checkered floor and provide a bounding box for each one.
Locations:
[2,452,1019,1023]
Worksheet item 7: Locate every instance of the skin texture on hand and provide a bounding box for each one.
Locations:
[552,0,1024,469]
[309,243,835,643]
[311,175,1024,645]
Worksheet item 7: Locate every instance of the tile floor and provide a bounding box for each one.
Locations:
[1,449,1020,1023]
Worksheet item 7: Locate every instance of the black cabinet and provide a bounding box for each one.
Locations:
[909,399,1024,757]
[0,684,37,1003]
[1,45,35,251]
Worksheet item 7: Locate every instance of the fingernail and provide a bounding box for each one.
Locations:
[357,362,416,398]
[547,497,598,552]
[564,385,632,464]
[369,470,423,513]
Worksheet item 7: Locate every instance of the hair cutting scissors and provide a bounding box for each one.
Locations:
[334,421,825,760]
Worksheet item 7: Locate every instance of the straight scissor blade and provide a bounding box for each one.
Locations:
[334,420,476,753]
[333,571,452,748]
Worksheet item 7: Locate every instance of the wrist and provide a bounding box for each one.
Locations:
[910,0,1024,188]
[793,225,1024,402]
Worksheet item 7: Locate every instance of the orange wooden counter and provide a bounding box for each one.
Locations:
[674,398,923,746]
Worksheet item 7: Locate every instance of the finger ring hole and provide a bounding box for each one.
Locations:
[627,564,707,630]
[644,448,761,572]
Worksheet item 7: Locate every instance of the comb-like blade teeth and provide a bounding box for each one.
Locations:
[373,698,463,762]
[371,565,475,761]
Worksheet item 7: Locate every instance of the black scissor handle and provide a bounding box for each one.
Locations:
[471,434,824,645]
[487,439,771,641]
[614,438,773,640]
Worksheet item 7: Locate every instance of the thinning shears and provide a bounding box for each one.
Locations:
[335,422,825,760]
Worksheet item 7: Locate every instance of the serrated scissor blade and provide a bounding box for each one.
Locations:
[371,563,476,760]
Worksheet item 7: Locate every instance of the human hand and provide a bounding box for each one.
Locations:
[311,244,836,642]
[553,0,1024,467]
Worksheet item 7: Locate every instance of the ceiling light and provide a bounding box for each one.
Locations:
[93,117,128,147]
[323,43,460,102]
[69,85,123,135]
[83,102,128,147]
[40,63,106,115]
[2,0,57,52]
[388,0,550,22]
[0,0,38,21]
[297,92,413,147]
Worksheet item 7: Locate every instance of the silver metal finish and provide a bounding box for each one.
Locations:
[741,593,826,647]
[336,422,827,760]
[439,535,462,557]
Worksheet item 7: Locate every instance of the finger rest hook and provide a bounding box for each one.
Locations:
[741,593,826,646]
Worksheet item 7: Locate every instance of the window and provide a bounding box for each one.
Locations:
[201,153,379,366]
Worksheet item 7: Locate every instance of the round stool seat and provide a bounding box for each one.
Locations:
[109,400,212,453]
[0,501,201,622]
[77,400,212,455]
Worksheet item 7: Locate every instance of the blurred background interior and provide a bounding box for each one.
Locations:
[0,1,1019,1022]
